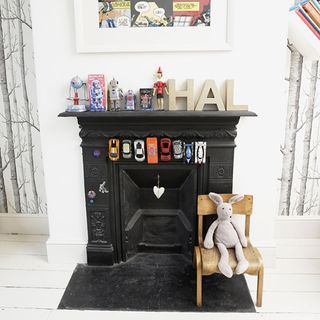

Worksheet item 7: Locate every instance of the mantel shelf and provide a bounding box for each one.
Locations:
[58,110,257,119]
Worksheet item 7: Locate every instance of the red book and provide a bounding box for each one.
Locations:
[302,2,320,27]
[296,10,320,39]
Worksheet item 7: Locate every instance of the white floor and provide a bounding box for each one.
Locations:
[0,235,320,320]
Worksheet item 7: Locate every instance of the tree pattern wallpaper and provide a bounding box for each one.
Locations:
[279,43,319,216]
[0,0,46,214]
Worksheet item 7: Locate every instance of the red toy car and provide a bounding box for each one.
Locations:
[160,138,171,161]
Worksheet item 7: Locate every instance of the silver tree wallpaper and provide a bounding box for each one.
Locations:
[279,45,319,216]
[0,0,46,214]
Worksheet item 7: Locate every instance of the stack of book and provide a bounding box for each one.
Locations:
[290,0,320,40]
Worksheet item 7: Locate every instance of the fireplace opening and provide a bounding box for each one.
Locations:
[119,165,197,261]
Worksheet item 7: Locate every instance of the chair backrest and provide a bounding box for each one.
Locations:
[197,194,253,246]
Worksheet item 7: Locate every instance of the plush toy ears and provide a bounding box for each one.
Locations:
[228,194,244,204]
[208,192,223,205]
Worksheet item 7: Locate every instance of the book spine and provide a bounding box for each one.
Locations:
[302,2,320,27]
[310,0,320,14]
[290,0,309,11]
[311,0,320,11]
[299,5,320,32]
[296,10,320,39]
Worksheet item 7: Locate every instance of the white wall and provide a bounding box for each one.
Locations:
[30,0,289,263]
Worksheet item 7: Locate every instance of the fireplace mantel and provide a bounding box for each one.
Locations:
[59,111,256,142]
[59,110,256,265]
[59,110,256,122]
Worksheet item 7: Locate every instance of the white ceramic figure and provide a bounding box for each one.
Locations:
[203,193,249,278]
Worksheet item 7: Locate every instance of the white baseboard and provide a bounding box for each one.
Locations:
[275,217,320,239]
[46,239,87,264]
[0,214,49,235]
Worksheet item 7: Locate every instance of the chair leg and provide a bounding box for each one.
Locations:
[256,267,264,307]
[196,264,202,306]
[194,247,202,307]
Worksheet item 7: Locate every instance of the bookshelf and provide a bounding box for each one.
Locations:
[288,0,320,60]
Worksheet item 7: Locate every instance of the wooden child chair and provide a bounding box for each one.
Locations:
[194,194,264,307]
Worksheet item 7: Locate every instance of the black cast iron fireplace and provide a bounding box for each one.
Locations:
[120,165,197,260]
[59,111,256,265]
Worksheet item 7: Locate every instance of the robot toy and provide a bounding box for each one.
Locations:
[66,76,88,112]
[109,78,123,111]
[125,90,136,111]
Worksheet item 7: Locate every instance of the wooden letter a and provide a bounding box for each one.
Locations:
[195,80,225,111]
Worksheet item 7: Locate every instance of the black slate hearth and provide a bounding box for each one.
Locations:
[59,111,256,265]
[58,253,255,312]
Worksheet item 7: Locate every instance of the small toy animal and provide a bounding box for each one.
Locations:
[204,193,249,278]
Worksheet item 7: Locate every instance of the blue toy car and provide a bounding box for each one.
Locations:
[185,143,194,164]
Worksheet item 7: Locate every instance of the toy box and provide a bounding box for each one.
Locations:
[88,74,106,112]
[139,88,153,111]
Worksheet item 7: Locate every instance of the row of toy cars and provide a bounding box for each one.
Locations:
[108,138,207,164]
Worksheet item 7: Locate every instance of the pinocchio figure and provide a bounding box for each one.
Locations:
[153,67,169,111]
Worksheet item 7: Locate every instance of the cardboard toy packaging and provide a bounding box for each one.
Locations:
[88,74,107,112]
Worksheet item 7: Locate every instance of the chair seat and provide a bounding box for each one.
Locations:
[200,243,263,276]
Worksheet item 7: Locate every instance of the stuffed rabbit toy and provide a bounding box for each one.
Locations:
[203,193,249,278]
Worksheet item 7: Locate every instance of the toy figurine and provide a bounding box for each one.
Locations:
[153,67,169,111]
[66,76,88,112]
[109,78,123,111]
[88,74,106,112]
[139,88,153,111]
[125,90,136,111]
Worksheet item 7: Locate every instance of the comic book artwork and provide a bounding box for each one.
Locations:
[172,0,210,26]
[99,0,131,27]
[98,0,211,28]
[131,0,172,27]
[88,74,107,112]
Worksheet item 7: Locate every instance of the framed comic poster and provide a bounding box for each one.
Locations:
[74,0,233,52]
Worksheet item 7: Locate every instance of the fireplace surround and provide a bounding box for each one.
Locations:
[59,111,256,265]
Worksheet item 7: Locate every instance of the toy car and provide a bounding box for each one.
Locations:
[173,140,184,160]
[122,139,132,159]
[185,142,194,164]
[160,138,171,161]
[134,139,145,162]
[146,137,158,164]
[108,138,120,161]
[195,141,207,164]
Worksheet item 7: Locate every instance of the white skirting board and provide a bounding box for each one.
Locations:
[46,239,87,264]
[0,214,49,235]
[46,239,276,267]
[275,217,320,239]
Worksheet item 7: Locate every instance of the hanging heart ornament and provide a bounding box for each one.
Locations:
[153,186,165,199]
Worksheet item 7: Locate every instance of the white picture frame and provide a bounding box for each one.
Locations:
[74,0,233,53]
